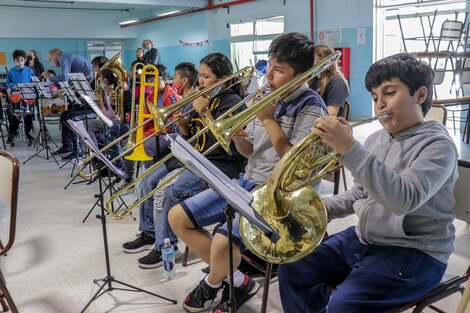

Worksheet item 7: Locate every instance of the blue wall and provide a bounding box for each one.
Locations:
[123,11,209,77]
[0,39,88,71]
[317,27,374,117]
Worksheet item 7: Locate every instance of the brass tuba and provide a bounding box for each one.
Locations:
[100,50,128,123]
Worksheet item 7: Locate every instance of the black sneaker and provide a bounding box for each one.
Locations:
[138,246,182,269]
[62,151,81,160]
[211,274,260,313]
[52,146,72,156]
[26,133,34,146]
[6,135,14,147]
[183,278,223,312]
[122,232,155,253]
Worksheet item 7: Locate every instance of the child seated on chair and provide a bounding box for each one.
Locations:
[6,49,34,146]
[168,32,327,313]
[278,53,459,313]
[121,52,247,270]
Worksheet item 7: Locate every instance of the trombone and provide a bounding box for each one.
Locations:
[205,51,342,153]
[76,64,159,179]
[76,66,254,180]
[104,86,263,218]
[104,53,341,219]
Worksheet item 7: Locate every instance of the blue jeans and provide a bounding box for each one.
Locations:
[278,226,447,313]
[138,164,207,249]
[181,177,258,248]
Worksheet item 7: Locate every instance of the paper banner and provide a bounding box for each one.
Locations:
[179,40,208,47]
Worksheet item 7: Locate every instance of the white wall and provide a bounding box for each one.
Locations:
[0,6,136,38]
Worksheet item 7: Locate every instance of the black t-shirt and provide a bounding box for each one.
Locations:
[165,89,247,179]
[310,74,348,116]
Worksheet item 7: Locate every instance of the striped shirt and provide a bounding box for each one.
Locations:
[244,83,327,184]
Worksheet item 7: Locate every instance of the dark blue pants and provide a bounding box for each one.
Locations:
[278,226,446,313]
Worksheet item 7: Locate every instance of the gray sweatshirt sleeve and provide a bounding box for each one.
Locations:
[340,139,457,216]
[323,182,366,219]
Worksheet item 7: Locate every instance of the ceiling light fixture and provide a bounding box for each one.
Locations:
[158,10,181,17]
[119,9,139,25]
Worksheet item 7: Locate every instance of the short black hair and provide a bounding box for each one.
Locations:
[13,49,26,60]
[175,62,198,87]
[365,53,434,115]
[46,69,56,76]
[268,32,314,74]
[91,56,108,68]
[100,68,117,85]
[156,64,167,79]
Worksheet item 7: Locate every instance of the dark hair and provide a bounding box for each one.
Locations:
[100,68,117,85]
[12,49,27,60]
[46,69,56,76]
[29,50,38,58]
[200,52,247,97]
[91,55,108,68]
[268,32,314,74]
[175,62,198,87]
[365,53,434,115]
[156,63,167,79]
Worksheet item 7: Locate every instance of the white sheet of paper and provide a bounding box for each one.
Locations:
[81,94,113,127]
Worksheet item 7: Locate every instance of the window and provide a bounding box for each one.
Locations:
[87,41,123,61]
[375,0,466,98]
[230,16,284,69]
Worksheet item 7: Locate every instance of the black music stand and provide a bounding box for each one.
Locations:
[59,76,95,179]
[67,120,176,313]
[170,135,279,313]
[59,81,95,188]
[22,78,60,165]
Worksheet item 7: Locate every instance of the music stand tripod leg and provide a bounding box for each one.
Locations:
[80,168,177,313]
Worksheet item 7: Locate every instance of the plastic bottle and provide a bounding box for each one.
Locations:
[162,238,176,280]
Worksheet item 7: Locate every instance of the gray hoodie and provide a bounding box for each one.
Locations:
[323,121,458,264]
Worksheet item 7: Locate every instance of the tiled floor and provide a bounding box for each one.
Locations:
[0,119,468,313]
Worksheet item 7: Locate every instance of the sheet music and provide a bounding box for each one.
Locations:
[69,73,97,101]
[67,120,127,180]
[170,134,278,240]
[170,134,259,212]
[58,81,82,104]
[80,94,114,127]
[31,76,52,99]
[17,83,37,100]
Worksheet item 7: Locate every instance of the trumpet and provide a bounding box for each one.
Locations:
[76,66,254,180]
[104,86,264,218]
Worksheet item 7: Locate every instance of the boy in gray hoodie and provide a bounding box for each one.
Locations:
[278,53,458,313]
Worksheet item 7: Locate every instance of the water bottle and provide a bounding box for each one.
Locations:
[162,238,176,280]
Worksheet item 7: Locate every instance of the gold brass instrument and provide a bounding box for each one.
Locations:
[205,51,342,153]
[122,61,145,152]
[239,114,390,264]
[76,65,158,179]
[105,82,263,219]
[100,50,128,123]
[151,66,254,132]
[76,66,253,179]
[124,64,159,161]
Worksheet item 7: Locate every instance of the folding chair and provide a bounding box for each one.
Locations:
[0,150,19,313]
[425,104,447,125]
[392,159,470,313]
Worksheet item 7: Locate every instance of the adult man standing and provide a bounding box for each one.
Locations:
[42,48,93,83]
[42,48,94,160]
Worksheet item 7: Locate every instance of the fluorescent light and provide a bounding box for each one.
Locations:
[119,18,139,25]
[158,10,180,17]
